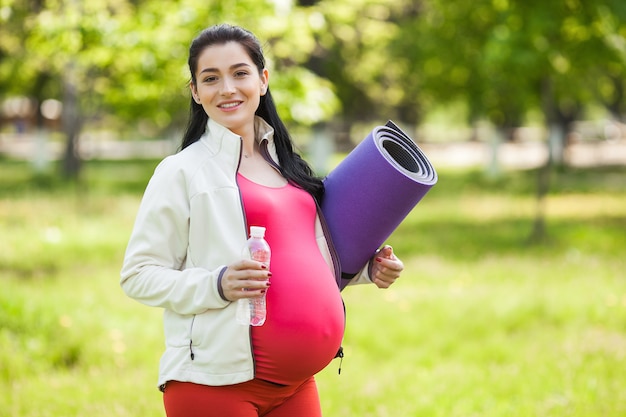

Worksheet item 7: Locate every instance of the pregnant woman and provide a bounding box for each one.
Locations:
[120,23,404,417]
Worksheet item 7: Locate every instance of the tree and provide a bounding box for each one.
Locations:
[386,0,626,240]
[14,0,145,177]
[0,0,338,178]
[289,0,425,151]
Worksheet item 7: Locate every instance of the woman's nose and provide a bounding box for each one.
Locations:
[221,78,236,95]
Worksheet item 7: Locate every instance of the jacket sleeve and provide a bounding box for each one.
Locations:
[344,259,374,287]
[120,157,230,315]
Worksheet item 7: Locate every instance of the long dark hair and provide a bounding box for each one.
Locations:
[181,24,324,201]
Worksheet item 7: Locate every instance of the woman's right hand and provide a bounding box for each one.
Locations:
[221,260,271,302]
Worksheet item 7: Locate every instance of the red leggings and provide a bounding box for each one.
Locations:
[162,377,322,417]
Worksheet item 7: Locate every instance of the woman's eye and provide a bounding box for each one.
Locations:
[203,76,218,83]
[234,71,249,78]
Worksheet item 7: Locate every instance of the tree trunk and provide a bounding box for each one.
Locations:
[309,122,334,175]
[486,127,503,179]
[61,63,82,179]
[528,124,559,243]
[529,78,558,243]
[331,118,354,153]
[547,122,565,166]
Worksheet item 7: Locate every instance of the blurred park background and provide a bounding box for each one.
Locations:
[1,0,626,416]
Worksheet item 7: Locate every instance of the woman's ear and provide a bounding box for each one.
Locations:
[260,68,269,96]
[189,82,201,104]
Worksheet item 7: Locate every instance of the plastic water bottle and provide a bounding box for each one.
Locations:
[236,226,271,326]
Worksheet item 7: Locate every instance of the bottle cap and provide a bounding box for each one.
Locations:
[250,226,266,238]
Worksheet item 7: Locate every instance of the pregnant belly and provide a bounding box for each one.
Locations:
[251,257,345,385]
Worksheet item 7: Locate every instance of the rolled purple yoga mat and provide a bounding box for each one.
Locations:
[321,121,438,289]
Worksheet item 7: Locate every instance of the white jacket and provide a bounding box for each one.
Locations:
[120,117,372,389]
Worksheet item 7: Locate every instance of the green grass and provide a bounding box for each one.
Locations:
[1,159,625,416]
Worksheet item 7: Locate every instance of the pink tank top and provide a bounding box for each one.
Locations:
[237,173,345,385]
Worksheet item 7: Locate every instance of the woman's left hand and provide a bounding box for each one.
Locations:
[371,245,404,289]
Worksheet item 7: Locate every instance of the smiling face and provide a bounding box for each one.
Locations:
[190,41,269,138]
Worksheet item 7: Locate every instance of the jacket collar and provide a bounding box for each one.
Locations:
[200,116,277,164]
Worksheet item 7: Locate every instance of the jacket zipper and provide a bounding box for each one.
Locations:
[305,151,347,374]
[259,140,282,173]
[236,138,249,237]
[315,202,343,289]
[189,315,196,360]
[236,137,256,376]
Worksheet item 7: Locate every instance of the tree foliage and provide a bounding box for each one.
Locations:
[1,0,626,175]
[0,0,339,175]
